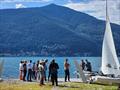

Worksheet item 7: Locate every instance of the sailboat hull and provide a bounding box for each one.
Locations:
[92,76,120,84]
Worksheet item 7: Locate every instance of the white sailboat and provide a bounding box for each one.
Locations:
[90,0,120,84]
[101,0,120,78]
[74,0,120,84]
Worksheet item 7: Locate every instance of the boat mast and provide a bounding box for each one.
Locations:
[106,0,107,17]
[106,0,109,21]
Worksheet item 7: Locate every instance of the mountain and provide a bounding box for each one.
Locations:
[0,4,120,56]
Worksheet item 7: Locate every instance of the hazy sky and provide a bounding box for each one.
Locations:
[0,0,120,25]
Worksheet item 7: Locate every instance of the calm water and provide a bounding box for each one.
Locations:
[1,57,102,79]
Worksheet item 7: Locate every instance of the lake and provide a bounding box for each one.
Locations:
[1,57,102,79]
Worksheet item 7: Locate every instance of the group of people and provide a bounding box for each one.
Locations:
[19,60,48,82]
[19,59,68,86]
[80,59,92,72]
[19,58,91,86]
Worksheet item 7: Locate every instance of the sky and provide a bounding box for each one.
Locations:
[0,0,120,25]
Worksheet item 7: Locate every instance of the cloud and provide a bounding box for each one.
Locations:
[0,0,52,3]
[15,3,25,8]
[65,0,120,25]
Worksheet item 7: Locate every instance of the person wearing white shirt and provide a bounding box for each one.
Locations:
[27,60,33,82]
[38,60,45,85]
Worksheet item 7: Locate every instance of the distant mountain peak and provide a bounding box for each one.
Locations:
[43,3,61,8]
[48,3,57,6]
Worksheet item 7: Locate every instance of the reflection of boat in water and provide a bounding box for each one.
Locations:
[0,60,4,81]
[74,0,120,84]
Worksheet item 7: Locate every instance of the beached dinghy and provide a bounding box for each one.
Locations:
[92,0,120,84]
[100,0,120,78]
[74,0,120,84]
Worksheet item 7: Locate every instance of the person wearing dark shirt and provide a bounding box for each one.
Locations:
[85,59,92,72]
[48,61,52,81]
[32,62,36,80]
[23,61,27,81]
[80,60,85,70]
[43,59,48,81]
[49,59,59,86]
[36,60,40,80]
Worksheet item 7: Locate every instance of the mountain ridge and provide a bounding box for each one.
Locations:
[0,4,120,56]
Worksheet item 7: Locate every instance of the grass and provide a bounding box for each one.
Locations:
[0,82,52,90]
[60,82,118,90]
[0,81,118,90]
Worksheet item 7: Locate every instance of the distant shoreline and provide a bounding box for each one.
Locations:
[0,56,102,57]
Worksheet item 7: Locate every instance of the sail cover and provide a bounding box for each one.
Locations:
[101,16,120,77]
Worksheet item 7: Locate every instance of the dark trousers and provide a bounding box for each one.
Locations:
[44,71,47,81]
[65,69,70,82]
[40,77,44,85]
[23,70,27,81]
[32,71,36,80]
[51,74,58,86]
[48,71,51,81]
[27,69,32,81]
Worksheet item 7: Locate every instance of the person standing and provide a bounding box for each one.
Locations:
[36,60,40,81]
[27,60,33,82]
[23,61,27,81]
[38,60,45,85]
[49,59,59,86]
[64,59,70,82]
[43,59,48,81]
[80,60,85,70]
[85,59,92,72]
[19,61,23,80]
[32,62,36,80]
[48,61,52,81]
